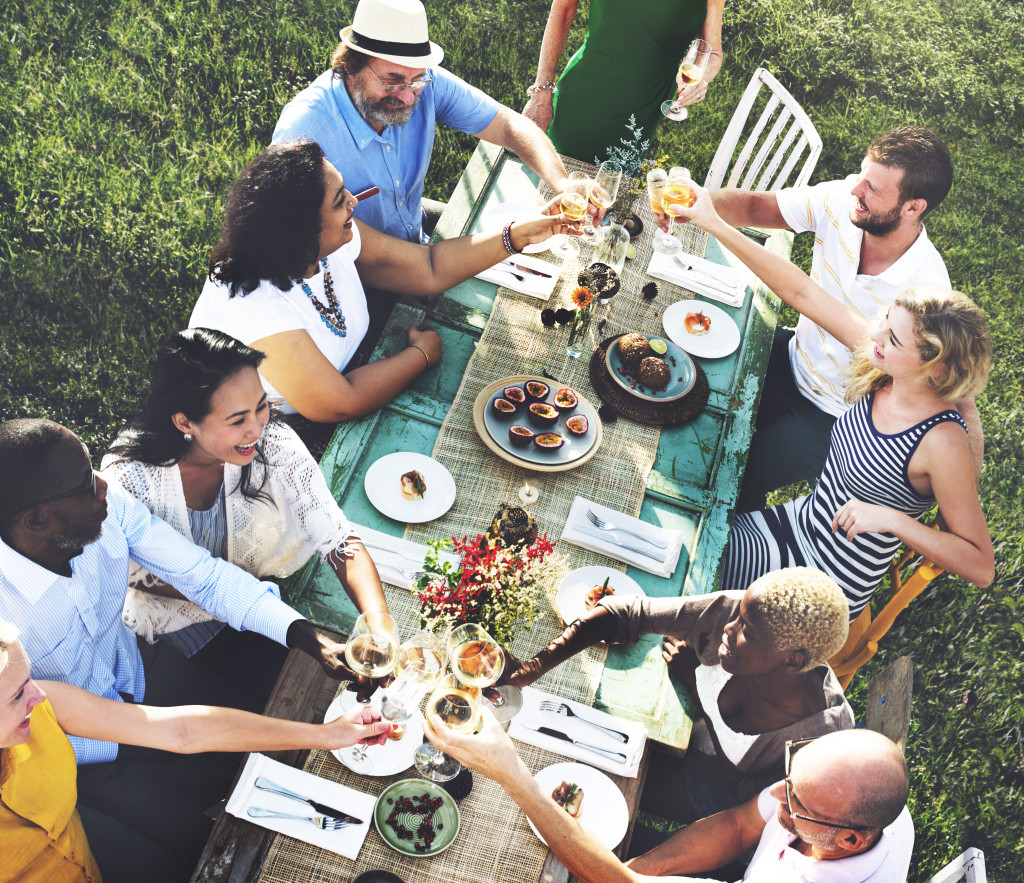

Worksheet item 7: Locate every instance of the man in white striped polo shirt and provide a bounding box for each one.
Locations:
[708,127,979,512]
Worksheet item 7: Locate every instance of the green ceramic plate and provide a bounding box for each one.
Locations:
[373,779,460,857]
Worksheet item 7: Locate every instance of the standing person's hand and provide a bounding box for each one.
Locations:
[670,74,709,113]
[523,92,555,132]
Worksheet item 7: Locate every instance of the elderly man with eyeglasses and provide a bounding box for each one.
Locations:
[426,720,914,882]
[272,0,571,244]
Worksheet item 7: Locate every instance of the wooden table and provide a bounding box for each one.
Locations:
[282,144,789,750]
[191,642,650,882]
[193,145,788,882]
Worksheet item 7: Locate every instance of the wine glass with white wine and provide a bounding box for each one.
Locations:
[344,611,398,703]
[583,161,623,244]
[448,623,522,726]
[552,171,590,259]
[414,674,482,782]
[343,631,446,774]
[662,166,698,241]
[647,168,682,255]
[662,39,713,121]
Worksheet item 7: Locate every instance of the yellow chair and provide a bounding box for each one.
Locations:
[829,532,945,691]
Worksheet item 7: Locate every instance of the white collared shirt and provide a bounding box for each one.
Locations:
[0,478,302,764]
[741,787,914,882]
[775,176,951,417]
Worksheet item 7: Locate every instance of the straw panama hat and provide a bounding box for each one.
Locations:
[340,0,445,68]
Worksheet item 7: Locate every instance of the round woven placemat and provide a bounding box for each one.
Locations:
[588,335,710,425]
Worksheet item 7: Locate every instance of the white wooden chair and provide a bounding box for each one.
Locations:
[704,67,822,192]
[926,848,987,883]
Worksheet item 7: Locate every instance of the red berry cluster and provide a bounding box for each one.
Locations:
[384,793,446,852]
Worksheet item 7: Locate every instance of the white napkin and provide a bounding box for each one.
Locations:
[225,753,377,859]
[475,253,561,301]
[509,687,646,778]
[559,496,685,578]
[647,250,746,307]
[353,523,460,590]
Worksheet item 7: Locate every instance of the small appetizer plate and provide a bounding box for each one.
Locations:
[605,335,696,402]
[373,779,460,857]
[363,452,456,523]
[554,566,646,629]
[662,299,741,360]
[529,762,628,849]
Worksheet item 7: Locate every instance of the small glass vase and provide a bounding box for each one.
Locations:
[591,221,630,276]
[566,305,593,359]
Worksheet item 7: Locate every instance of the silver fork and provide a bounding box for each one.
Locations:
[538,700,630,744]
[586,509,667,549]
[247,806,350,830]
[400,568,426,582]
[670,255,735,294]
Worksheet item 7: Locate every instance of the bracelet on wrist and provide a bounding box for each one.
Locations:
[526,79,557,96]
[502,221,523,256]
[410,344,430,367]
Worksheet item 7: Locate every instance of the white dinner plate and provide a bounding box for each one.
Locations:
[324,689,423,777]
[662,300,742,359]
[480,201,555,254]
[529,762,629,849]
[363,452,456,523]
[554,566,646,628]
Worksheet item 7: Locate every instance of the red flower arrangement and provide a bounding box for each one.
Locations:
[415,533,556,645]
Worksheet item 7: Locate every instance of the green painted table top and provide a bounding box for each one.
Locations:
[281,144,789,747]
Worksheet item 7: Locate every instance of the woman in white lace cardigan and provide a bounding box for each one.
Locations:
[101,328,389,656]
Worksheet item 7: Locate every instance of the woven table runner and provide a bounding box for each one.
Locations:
[259,159,710,883]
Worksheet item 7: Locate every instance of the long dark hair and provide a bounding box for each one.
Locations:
[208,140,326,296]
[107,328,275,501]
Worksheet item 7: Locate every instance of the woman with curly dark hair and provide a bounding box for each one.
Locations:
[102,328,388,657]
[190,139,572,453]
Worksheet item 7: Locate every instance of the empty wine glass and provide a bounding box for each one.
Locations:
[647,168,681,255]
[552,171,590,259]
[662,39,713,121]
[414,674,482,782]
[344,632,446,774]
[583,161,623,243]
[344,611,398,703]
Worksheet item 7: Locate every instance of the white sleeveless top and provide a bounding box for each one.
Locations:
[694,663,760,765]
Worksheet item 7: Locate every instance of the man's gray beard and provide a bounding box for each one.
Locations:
[351,86,420,129]
[54,522,103,553]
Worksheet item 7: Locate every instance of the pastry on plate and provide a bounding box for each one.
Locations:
[400,469,427,500]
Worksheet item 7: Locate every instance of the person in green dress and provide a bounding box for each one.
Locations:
[523,0,726,164]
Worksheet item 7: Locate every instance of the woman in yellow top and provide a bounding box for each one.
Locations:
[0,620,387,882]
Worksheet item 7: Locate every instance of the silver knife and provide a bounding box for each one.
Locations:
[574,526,668,561]
[524,723,628,764]
[503,260,554,278]
[359,539,424,564]
[254,777,363,825]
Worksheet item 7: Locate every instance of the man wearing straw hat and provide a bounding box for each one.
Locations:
[274,0,571,243]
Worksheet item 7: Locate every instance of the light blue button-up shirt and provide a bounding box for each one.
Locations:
[0,478,302,764]
[273,66,499,241]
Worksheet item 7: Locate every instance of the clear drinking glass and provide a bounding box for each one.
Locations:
[552,171,590,259]
[449,623,523,725]
[663,167,697,232]
[414,674,482,782]
[661,39,713,121]
[344,611,399,703]
[583,161,623,243]
[344,632,447,774]
[647,168,681,255]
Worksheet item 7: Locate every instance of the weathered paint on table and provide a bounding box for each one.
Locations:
[281,143,789,751]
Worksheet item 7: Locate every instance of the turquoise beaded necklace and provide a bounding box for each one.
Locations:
[300,258,347,338]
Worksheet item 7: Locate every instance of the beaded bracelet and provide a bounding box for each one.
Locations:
[502,221,522,256]
[526,79,557,96]
[410,344,430,367]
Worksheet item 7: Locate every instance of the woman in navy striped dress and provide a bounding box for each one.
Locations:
[673,185,995,615]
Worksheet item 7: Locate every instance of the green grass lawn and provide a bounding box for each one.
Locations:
[2,0,1022,878]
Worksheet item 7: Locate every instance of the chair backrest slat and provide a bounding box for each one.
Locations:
[705,67,822,194]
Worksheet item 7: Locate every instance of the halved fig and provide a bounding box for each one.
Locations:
[524,380,550,402]
[508,425,535,447]
[553,388,579,413]
[565,414,589,436]
[492,397,517,418]
[527,402,559,428]
[503,386,527,404]
[534,432,565,450]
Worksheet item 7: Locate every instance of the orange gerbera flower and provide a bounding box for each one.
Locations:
[570,286,594,309]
